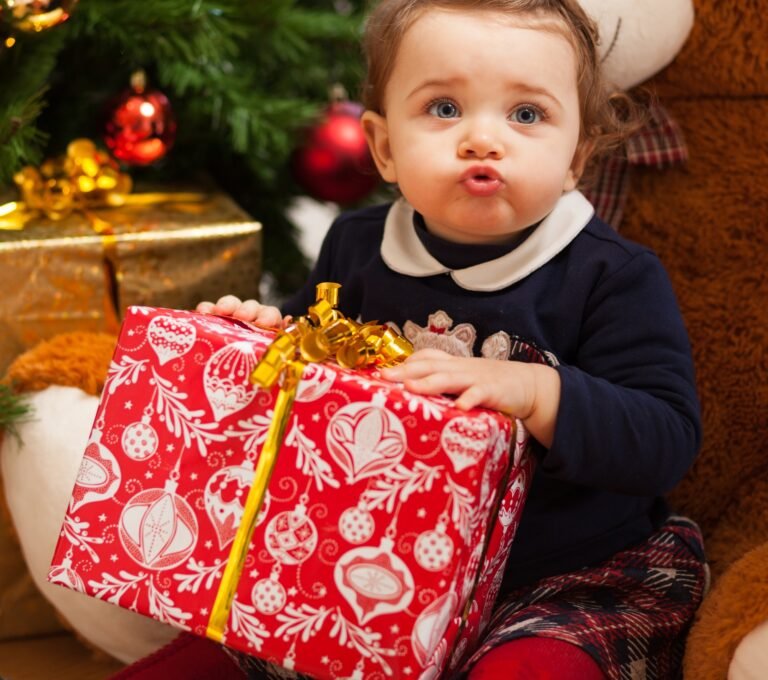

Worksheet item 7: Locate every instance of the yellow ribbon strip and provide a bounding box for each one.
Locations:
[0,138,207,232]
[205,282,414,643]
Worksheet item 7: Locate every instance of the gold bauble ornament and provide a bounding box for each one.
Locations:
[1,0,78,33]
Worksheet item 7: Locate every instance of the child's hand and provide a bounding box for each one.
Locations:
[196,295,286,329]
[380,349,561,447]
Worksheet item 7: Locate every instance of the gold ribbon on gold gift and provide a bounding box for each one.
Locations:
[0,138,205,233]
[206,282,414,643]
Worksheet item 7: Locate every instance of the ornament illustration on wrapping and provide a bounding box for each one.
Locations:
[205,281,415,642]
[47,297,532,678]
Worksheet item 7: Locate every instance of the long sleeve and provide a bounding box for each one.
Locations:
[545,251,701,496]
[281,218,341,318]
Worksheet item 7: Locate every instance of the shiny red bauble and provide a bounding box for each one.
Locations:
[103,72,176,166]
[291,101,379,204]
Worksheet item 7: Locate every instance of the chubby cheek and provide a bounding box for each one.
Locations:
[391,142,445,189]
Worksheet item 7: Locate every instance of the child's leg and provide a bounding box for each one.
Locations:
[468,636,606,680]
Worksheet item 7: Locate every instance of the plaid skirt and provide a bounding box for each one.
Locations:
[459,515,708,680]
[232,515,707,680]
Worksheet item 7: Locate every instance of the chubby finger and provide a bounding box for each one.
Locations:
[212,295,243,315]
[196,301,215,313]
[254,306,284,328]
[454,384,492,411]
[381,355,458,382]
[406,348,454,361]
[229,299,262,321]
[402,370,472,395]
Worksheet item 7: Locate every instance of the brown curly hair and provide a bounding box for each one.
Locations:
[361,0,642,164]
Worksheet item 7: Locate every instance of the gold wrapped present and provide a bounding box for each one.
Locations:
[0,184,261,373]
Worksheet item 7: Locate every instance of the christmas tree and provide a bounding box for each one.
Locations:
[0,0,369,293]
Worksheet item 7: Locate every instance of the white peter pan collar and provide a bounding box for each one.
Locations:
[380,190,595,292]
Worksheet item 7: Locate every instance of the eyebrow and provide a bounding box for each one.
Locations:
[406,78,564,110]
[405,78,463,101]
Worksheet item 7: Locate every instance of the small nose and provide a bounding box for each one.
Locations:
[458,119,505,159]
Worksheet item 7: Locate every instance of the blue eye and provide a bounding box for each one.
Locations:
[512,106,541,124]
[428,100,460,118]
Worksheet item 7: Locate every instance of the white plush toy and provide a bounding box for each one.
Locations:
[0,0,695,667]
[579,0,694,89]
[1,387,178,663]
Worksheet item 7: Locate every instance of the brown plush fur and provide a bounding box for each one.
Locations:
[619,0,768,675]
[4,332,117,397]
[684,542,768,680]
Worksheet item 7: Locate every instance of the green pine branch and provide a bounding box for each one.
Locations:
[0,0,369,292]
[0,385,32,442]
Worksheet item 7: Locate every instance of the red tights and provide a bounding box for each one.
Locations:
[467,636,607,680]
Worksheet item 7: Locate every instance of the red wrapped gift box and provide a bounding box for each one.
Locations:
[49,306,533,679]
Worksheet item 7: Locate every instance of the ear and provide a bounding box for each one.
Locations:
[361,110,397,183]
[563,139,596,192]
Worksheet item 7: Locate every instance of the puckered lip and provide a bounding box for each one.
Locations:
[460,165,503,183]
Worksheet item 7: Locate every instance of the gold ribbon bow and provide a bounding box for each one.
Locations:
[206,282,413,642]
[0,138,204,232]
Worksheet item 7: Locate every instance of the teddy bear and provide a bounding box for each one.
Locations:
[614,0,768,677]
[2,0,766,678]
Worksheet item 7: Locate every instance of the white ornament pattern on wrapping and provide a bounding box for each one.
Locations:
[274,604,397,676]
[360,461,443,514]
[226,411,273,455]
[49,556,86,592]
[105,355,148,395]
[411,591,458,667]
[203,461,270,550]
[338,504,376,545]
[203,341,259,421]
[70,429,122,512]
[121,419,159,461]
[147,315,197,365]
[119,483,199,570]
[418,639,449,680]
[151,368,227,457]
[88,570,193,629]
[252,574,288,616]
[173,558,224,594]
[444,476,477,544]
[441,414,498,473]
[294,362,336,402]
[334,537,415,626]
[284,418,339,491]
[229,599,271,652]
[405,392,449,421]
[326,394,407,484]
[264,504,318,565]
[413,522,454,572]
[60,514,105,563]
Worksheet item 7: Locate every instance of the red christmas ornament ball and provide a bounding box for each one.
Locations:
[292,101,379,204]
[104,72,176,166]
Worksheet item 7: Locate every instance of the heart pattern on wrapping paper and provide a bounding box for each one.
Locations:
[326,399,407,483]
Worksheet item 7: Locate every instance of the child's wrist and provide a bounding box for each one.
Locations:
[522,364,561,448]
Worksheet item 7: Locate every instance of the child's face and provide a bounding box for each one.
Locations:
[362,9,586,244]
